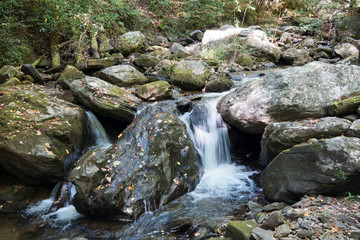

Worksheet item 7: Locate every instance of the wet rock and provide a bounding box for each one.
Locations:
[263,202,286,212]
[165,217,193,232]
[274,223,291,238]
[0,85,87,184]
[20,64,43,85]
[261,137,360,202]
[251,227,275,240]
[115,31,146,55]
[189,30,204,41]
[217,62,360,134]
[97,65,148,87]
[297,230,313,238]
[171,60,210,90]
[259,117,351,166]
[335,43,358,59]
[135,80,171,101]
[226,220,259,240]
[281,48,312,65]
[0,65,23,83]
[70,103,200,219]
[261,211,284,230]
[135,54,160,68]
[57,65,85,89]
[69,76,142,122]
[205,76,233,93]
[171,43,191,58]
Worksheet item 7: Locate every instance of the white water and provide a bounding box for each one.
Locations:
[86,111,112,148]
[180,94,257,201]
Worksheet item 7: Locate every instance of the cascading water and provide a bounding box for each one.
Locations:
[180,93,257,201]
[24,111,112,228]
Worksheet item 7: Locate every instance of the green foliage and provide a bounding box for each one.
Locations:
[334,170,347,180]
[346,192,360,200]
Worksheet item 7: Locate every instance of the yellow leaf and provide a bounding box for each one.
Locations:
[118,133,122,138]
[72,27,76,31]
[44,18,48,23]
[65,149,69,154]
[177,162,180,165]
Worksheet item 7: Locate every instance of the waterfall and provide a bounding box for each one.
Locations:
[86,111,111,148]
[180,93,257,201]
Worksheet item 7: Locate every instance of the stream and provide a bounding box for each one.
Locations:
[0,90,261,240]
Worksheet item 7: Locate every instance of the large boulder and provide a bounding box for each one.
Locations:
[217,62,360,134]
[170,60,210,90]
[69,102,200,219]
[0,65,23,84]
[69,76,142,122]
[245,30,281,62]
[259,117,352,166]
[0,85,87,184]
[97,65,148,87]
[260,136,360,202]
[135,81,171,101]
[57,65,85,89]
[115,31,146,55]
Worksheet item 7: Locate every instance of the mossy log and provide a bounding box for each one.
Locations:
[90,33,100,59]
[49,33,61,68]
[328,95,360,116]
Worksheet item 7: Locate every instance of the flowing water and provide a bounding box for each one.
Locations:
[1,94,259,239]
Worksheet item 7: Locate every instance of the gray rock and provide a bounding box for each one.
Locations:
[259,117,351,166]
[171,43,191,58]
[263,202,286,211]
[217,62,360,134]
[0,65,23,83]
[57,65,85,89]
[205,76,234,93]
[335,43,359,59]
[261,211,284,230]
[281,48,312,65]
[135,81,171,101]
[251,227,275,240]
[256,212,267,224]
[70,103,200,219]
[299,38,316,49]
[261,137,360,203]
[69,76,142,122]
[349,230,360,239]
[248,201,263,212]
[115,31,146,55]
[135,54,160,68]
[97,65,148,87]
[274,223,291,238]
[189,30,204,41]
[226,220,259,240]
[297,230,313,238]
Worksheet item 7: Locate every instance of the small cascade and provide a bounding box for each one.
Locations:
[180,93,257,200]
[86,111,112,148]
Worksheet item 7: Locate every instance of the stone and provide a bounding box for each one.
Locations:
[165,217,193,232]
[0,85,87,184]
[281,48,312,65]
[205,76,233,93]
[171,60,210,91]
[171,43,191,58]
[97,65,148,87]
[259,117,351,166]
[57,65,85,89]
[263,202,286,212]
[135,54,160,68]
[235,52,255,67]
[2,77,21,86]
[20,64,43,85]
[115,31,146,55]
[99,33,113,53]
[348,120,360,137]
[328,95,360,116]
[0,65,23,83]
[261,137,360,203]
[299,38,316,49]
[251,227,275,240]
[69,76,142,122]
[217,62,360,134]
[226,220,259,240]
[135,81,171,101]
[297,230,313,238]
[261,211,284,230]
[274,224,291,238]
[70,102,200,219]
[189,30,204,41]
[245,30,281,62]
[248,201,263,212]
[335,43,359,59]
[256,212,267,224]
[349,230,360,239]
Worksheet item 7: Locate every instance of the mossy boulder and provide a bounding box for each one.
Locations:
[0,65,23,84]
[135,54,160,68]
[116,31,146,55]
[2,77,21,86]
[205,76,234,93]
[0,85,87,184]
[97,65,148,87]
[217,62,360,134]
[70,102,200,219]
[261,136,360,202]
[259,117,352,166]
[171,60,210,91]
[57,65,85,89]
[69,76,142,122]
[135,81,171,101]
[235,52,255,67]
[87,57,116,69]
[328,95,360,116]
[226,220,259,240]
